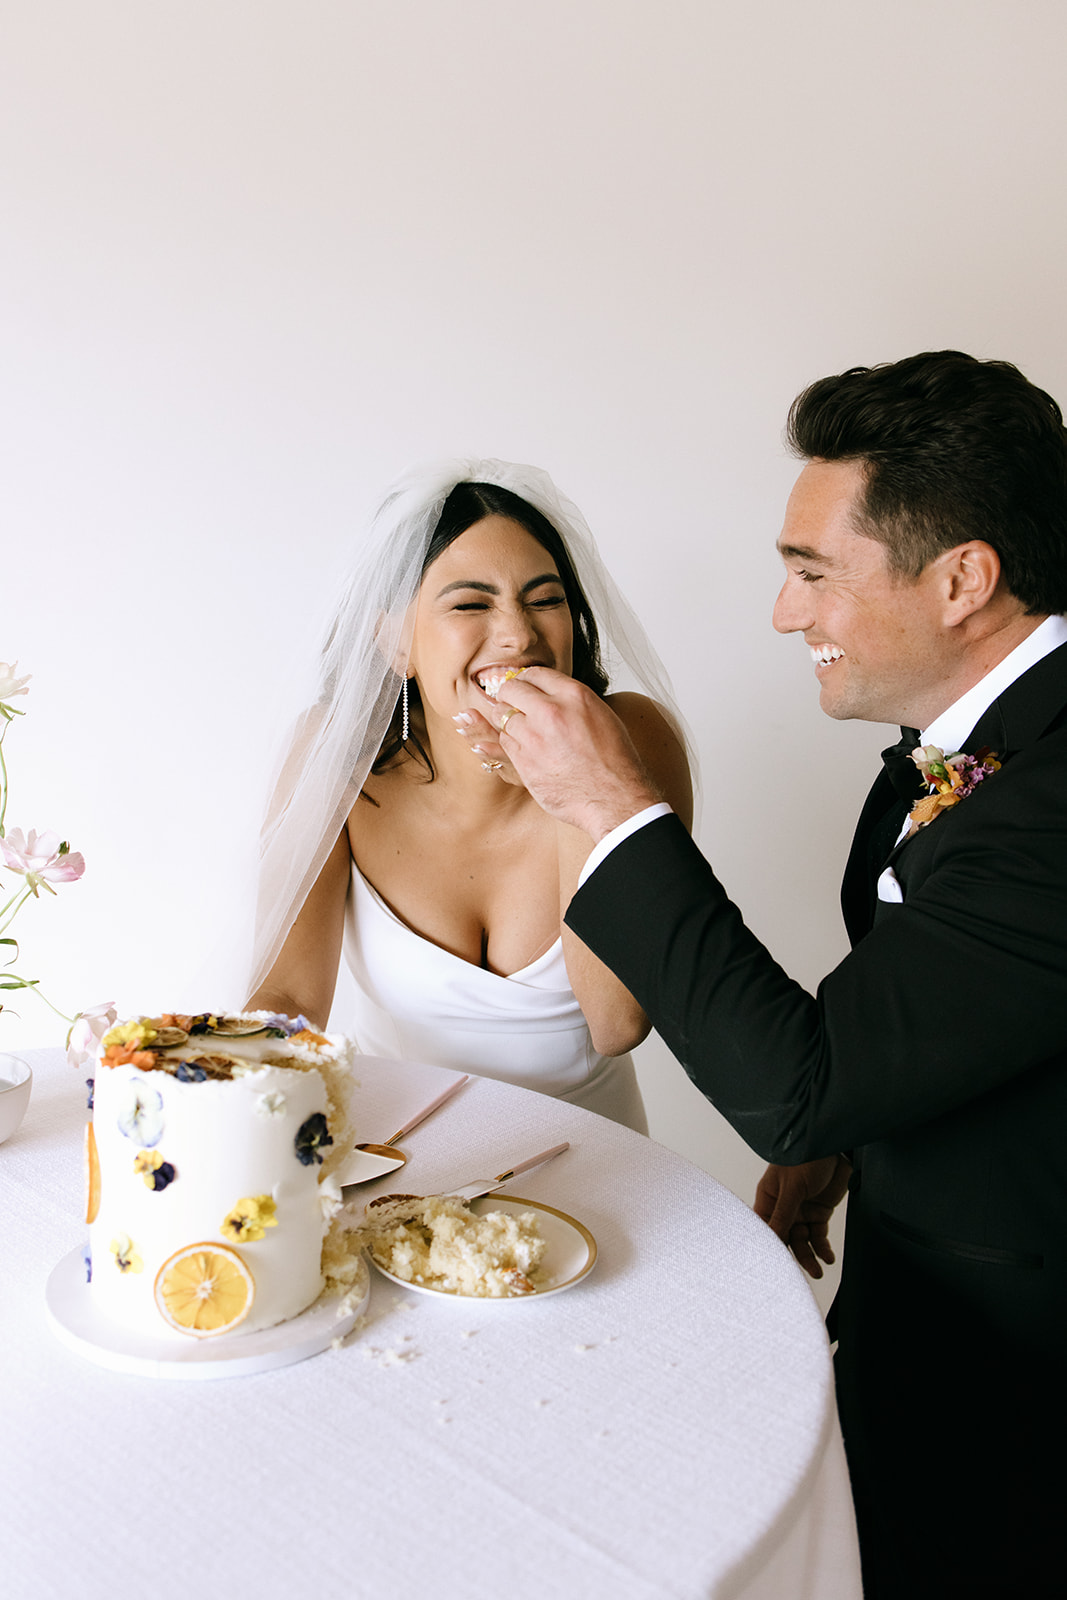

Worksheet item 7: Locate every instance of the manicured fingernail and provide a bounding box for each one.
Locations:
[453,712,474,728]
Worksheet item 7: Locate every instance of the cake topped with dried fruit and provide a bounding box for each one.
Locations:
[100,1010,341,1076]
[86,1010,360,1340]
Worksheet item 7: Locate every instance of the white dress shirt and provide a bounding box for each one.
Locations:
[873,612,1067,901]
[582,615,1067,896]
[917,612,1067,758]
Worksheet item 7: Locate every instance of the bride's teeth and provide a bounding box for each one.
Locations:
[477,667,527,698]
[810,645,845,666]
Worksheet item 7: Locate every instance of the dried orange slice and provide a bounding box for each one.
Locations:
[147,1025,189,1048]
[210,1017,269,1037]
[85,1123,101,1223]
[290,1026,330,1047]
[154,1242,255,1338]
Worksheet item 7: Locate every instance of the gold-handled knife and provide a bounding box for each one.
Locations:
[444,1141,570,1201]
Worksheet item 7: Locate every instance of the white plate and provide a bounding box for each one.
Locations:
[45,1247,370,1380]
[368,1195,597,1302]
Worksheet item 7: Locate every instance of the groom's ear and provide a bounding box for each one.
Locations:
[933,541,1002,626]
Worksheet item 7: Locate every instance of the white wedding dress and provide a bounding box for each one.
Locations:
[342,865,648,1131]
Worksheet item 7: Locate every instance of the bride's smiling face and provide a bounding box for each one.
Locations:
[408,514,574,725]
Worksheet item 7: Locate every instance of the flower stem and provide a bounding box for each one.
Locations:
[0,726,8,836]
[0,885,33,938]
[22,984,75,1025]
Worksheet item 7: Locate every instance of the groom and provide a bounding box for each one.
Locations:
[458,351,1067,1598]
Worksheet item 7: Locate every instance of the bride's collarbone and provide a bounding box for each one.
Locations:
[358,818,558,902]
[350,784,560,972]
[357,769,551,851]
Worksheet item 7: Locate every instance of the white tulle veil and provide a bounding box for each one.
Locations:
[247,458,697,999]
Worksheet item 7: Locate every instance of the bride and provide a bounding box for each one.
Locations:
[247,459,694,1130]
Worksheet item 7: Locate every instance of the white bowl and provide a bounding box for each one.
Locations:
[0,1054,32,1144]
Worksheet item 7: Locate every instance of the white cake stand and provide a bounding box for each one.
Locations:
[45,1246,370,1381]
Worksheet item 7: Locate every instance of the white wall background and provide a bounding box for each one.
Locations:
[5,1,1067,1308]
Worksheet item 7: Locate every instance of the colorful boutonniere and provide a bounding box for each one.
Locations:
[905,745,1001,837]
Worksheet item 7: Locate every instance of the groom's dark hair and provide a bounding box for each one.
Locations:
[786,350,1067,614]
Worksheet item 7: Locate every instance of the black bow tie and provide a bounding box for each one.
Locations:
[881,727,925,804]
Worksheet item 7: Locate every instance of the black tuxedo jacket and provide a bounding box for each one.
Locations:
[566,642,1067,1596]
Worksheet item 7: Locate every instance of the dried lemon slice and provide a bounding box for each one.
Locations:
[147,1026,189,1048]
[85,1123,101,1223]
[154,1243,255,1338]
[210,1017,269,1037]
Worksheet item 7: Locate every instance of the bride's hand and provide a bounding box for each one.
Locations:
[454,708,526,787]
[456,668,662,840]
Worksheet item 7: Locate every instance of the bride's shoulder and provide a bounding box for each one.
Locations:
[603,691,675,738]
[604,690,662,712]
[603,693,693,827]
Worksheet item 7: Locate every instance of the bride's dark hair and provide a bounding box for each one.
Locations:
[373,481,609,777]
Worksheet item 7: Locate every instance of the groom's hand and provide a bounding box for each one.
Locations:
[754,1156,852,1280]
[453,667,661,842]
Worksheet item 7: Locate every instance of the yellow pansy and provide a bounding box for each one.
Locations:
[102,1018,158,1051]
[221,1195,279,1244]
[110,1233,144,1274]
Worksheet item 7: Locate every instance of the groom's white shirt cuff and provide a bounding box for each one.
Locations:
[578,803,673,888]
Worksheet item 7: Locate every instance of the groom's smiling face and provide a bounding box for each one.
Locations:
[773,459,951,727]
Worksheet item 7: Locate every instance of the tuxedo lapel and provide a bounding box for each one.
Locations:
[966,636,1067,754]
[841,769,907,943]
[841,640,1067,944]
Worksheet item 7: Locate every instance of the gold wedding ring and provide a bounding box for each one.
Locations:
[498,707,521,735]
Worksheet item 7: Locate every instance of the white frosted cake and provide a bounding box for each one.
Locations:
[86,1011,358,1340]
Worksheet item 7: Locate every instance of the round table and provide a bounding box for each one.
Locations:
[2,1047,861,1599]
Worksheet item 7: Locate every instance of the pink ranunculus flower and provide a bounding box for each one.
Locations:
[0,827,86,893]
[0,660,31,704]
[67,1001,118,1070]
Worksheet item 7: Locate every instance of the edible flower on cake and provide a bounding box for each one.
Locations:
[86,1010,364,1340]
[221,1194,279,1243]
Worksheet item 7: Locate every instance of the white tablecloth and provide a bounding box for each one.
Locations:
[2,1047,861,1599]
